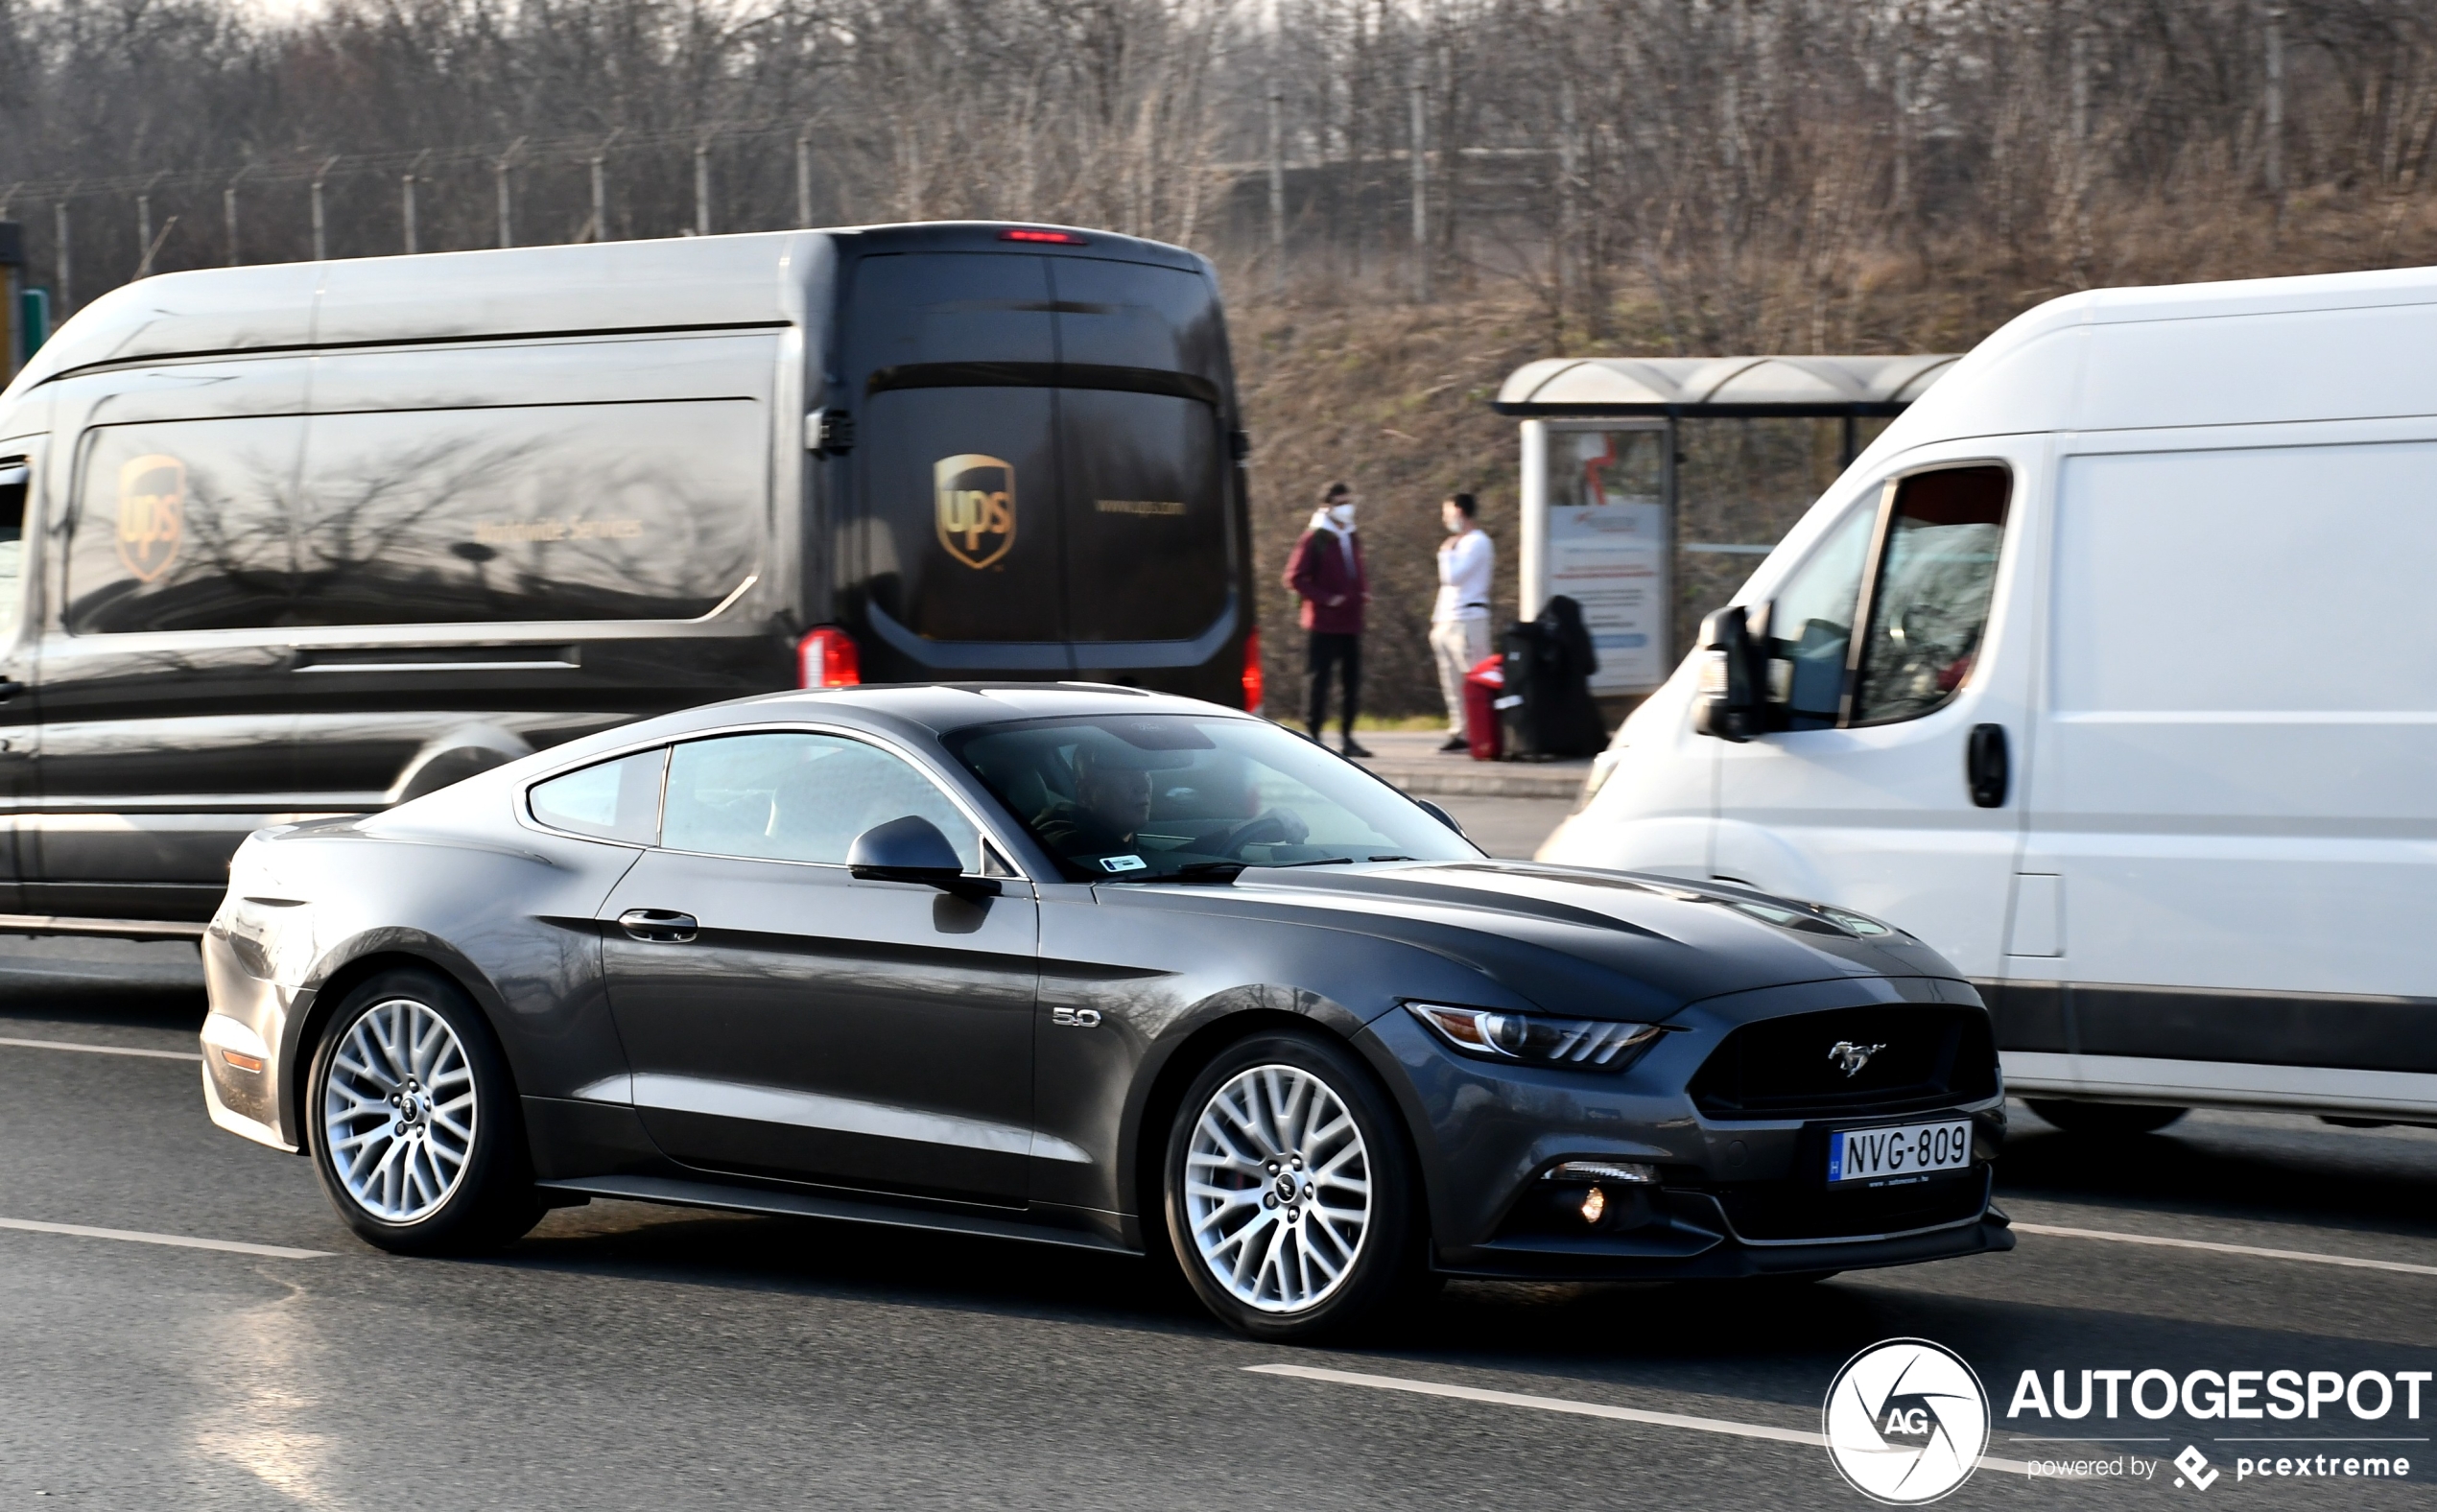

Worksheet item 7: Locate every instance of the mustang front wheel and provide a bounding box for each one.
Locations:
[1166,1030,1423,1340]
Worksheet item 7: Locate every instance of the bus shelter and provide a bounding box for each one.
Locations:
[1494,353,1957,697]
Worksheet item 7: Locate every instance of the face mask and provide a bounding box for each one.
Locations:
[1327,503,1357,530]
[1444,512,1466,534]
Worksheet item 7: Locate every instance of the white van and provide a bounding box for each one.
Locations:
[1541,265,2437,1133]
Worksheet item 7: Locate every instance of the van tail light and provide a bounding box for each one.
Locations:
[797,626,861,688]
[1242,627,1264,712]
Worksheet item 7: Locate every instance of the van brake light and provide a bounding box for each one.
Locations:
[798,626,861,689]
[999,228,1086,245]
[1242,627,1264,712]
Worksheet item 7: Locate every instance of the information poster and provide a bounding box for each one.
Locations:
[1546,428,1669,693]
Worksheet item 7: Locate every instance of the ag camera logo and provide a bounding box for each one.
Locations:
[1824,1338,1991,1503]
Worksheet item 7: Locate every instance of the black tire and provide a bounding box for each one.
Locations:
[306,966,542,1255]
[2024,1099,2188,1135]
[1164,1028,1427,1342]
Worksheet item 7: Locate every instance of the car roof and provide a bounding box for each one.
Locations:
[691,682,1254,739]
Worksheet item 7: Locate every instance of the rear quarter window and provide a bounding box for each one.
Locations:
[529,747,667,844]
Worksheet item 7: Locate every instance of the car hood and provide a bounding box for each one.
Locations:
[1129,860,1965,1021]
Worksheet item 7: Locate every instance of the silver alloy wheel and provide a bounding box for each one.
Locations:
[321,997,478,1224]
[1185,1064,1372,1313]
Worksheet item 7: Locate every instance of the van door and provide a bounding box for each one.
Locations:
[30,375,309,925]
[0,445,35,914]
[1711,444,2037,982]
[2023,436,2437,1106]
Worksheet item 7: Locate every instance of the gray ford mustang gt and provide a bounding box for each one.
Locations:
[201,683,2011,1339]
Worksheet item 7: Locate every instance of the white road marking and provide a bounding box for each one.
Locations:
[1244,1362,2034,1476]
[0,1034,202,1062]
[2015,1221,2437,1279]
[0,1217,329,1260]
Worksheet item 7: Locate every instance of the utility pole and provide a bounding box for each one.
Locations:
[310,157,338,261]
[583,131,619,244]
[2263,1,2286,207]
[1409,64,1429,302]
[53,200,70,313]
[796,128,814,226]
[695,136,712,236]
[1267,80,1288,299]
[496,138,524,249]
[1558,78,1579,319]
[402,152,425,255]
[135,191,153,277]
[224,169,246,267]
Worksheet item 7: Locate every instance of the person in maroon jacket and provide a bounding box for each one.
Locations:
[1282,481,1372,757]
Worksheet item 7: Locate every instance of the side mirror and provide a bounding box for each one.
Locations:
[848,815,996,896]
[1692,605,1764,743]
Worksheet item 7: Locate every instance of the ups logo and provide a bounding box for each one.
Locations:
[935,454,1016,570]
[116,454,187,582]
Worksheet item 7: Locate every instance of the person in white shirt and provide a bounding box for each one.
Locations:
[1429,493,1495,752]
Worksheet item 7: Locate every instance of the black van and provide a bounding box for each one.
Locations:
[0,222,1256,932]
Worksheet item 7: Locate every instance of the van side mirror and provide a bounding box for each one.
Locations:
[1692,605,1764,743]
[848,815,997,896]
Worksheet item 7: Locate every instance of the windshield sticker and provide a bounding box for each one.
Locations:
[1099,855,1148,873]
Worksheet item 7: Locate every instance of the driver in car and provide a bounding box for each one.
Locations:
[1033,744,1155,860]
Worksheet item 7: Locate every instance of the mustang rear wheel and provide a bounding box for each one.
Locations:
[1165,1030,1424,1341]
[308,967,541,1254]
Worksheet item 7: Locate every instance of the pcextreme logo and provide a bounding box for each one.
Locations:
[935,454,1016,569]
[1823,1338,1991,1504]
[115,453,186,582]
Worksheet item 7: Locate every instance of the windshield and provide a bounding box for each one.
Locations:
[943,714,1480,882]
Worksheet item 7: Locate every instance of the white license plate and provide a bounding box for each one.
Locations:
[1827,1119,1973,1185]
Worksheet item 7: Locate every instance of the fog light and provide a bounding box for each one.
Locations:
[1545,1160,1657,1185]
[1578,1186,1607,1224]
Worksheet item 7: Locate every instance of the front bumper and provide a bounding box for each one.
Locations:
[1366,979,2013,1282]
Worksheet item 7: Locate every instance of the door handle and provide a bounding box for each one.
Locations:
[618,909,699,943]
[1967,723,2009,809]
[0,678,23,703]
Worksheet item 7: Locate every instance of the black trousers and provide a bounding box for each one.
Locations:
[1306,630,1361,737]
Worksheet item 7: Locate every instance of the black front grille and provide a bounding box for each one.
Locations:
[1689,1004,1997,1120]
[1697,1169,1989,1242]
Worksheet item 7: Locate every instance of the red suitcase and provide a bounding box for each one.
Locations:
[1461,654,1505,762]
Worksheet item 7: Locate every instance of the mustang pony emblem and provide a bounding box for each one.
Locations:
[1827,1040,1887,1078]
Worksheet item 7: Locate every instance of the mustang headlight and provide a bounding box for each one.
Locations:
[1405,1003,1664,1070]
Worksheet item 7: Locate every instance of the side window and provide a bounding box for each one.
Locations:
[1760,503,1875,730]
[1851,466,2010,724]
[529,748,667,844]
[660,732,982,871]
[0,456,27,644]
[289,401,762,627]
[65,417,304,634]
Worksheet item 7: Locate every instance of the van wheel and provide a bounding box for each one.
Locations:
[1164,1030,1426,1342]
[307,967,542,1254]
[2024,1099,2187,1135]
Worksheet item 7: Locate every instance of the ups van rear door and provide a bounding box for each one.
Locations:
[848,254,1067,657]
[1045,258,1232,647]
[842,250,1235,667]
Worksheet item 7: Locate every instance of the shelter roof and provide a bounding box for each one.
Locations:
[1494,354,1960,417]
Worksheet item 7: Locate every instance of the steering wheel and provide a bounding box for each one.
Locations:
[1207,807,1307,859]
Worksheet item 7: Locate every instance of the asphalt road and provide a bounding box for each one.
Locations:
[3,945,2435,1509]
